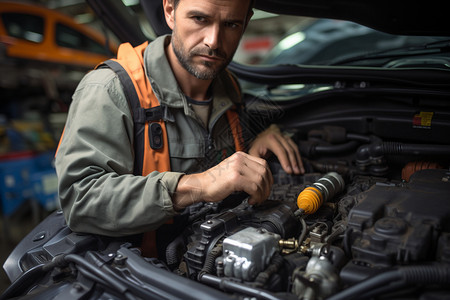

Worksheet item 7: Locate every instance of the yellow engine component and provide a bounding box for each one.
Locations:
[297,172,344,215]
[297,186,323,215]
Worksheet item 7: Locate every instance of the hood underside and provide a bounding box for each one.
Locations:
[255,0,450,36]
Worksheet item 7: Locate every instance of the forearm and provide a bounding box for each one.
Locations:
[58,167,183,236]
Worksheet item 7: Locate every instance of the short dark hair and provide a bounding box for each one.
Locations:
[171,0,255,18]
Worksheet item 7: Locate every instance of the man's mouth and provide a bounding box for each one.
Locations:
[192,48,226,62]
[199,54,223,62]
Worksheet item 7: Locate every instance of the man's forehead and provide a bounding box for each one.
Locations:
[177,0,252,14]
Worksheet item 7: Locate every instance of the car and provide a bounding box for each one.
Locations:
[0,1,117,113]
[1,0,450,300]
[0,1,116,69]
[262,18,446,66]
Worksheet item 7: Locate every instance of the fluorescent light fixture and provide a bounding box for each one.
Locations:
[278,32,305,51]
[251,9,279,20]
[122,0,139,6]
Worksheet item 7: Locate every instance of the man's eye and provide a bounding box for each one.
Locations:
[193,16,206,23]
[225,22,239,29]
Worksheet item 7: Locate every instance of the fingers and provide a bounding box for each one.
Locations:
[201,152,273,205]
[278,133,305,174]
[249,125,304,175]
[237,152,273,204]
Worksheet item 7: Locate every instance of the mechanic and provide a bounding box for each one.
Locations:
[55,0,304,238]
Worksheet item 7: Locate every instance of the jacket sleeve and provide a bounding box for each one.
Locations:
[55,68,184,236]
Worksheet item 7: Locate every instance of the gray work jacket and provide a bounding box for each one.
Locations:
[55,35,242,236]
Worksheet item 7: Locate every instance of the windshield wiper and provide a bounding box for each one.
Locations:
[331,39,450,66]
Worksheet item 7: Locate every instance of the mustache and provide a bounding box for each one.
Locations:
[191,47,226,60]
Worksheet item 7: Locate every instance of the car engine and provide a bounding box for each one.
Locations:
[2,120,450,300]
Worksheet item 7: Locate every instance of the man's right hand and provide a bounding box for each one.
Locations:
[172,151,273,210]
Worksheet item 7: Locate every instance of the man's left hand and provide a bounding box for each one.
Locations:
[248,124,305,175]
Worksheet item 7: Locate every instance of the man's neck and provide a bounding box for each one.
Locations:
[165,42,212,101]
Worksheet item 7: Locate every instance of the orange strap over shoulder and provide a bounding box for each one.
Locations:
[226,69,245,152]
[102,41,171,175]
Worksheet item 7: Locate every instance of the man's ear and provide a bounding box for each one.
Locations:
[163,0,175,30]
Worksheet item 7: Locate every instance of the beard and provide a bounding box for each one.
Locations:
[171,30,233,80]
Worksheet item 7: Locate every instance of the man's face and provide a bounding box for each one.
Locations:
[169,0,251,80]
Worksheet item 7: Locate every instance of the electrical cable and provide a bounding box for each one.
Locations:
[298,217,308,246]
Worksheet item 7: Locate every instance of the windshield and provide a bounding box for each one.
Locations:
[233,14,450,68]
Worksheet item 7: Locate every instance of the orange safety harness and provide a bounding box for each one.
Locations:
[98,41,244,257]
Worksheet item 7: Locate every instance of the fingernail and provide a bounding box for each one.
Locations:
[285,166,292,173]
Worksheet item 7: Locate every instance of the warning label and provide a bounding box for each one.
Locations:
[412,111,433,129]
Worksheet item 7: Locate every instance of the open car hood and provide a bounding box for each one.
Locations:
[88,0,450,46]
[140,0,450,37]
[86,0,450,88]
[255,0,450,36]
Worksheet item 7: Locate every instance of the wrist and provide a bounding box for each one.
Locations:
[172,174,205,210]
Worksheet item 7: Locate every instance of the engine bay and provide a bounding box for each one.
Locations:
[3,117,450,300]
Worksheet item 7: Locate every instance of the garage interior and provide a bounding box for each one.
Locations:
[0,0,306,293]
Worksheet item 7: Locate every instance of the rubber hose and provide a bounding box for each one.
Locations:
[401,265,450,284]
[298,217,308,246]
[327,270,401,300]
[382,142,450,155]
[197,245,222,280]
[315,141,360,154]
[359,265,450,300]
[328,265,450,300]
[165,235,184,266]
[64,254,137,300]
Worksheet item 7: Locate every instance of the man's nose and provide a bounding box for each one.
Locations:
[204,24,221,50]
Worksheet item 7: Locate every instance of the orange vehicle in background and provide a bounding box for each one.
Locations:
[0,1,117,68]
[0,1,118,154]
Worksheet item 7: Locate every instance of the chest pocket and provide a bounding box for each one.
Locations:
[166,110,205,173]
[166,109,236,173]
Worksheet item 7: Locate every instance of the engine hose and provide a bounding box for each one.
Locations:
[358,142,450,162]
[327,265,450,300]
[197,245,223,281]
[199,273,285,300]
[357,280,414,300]
[346,133,372,143]
[165,235,185,266]
[381,142,450,155]
[64,254,138,300]
[298,217,308,246]
[314,140,360,154]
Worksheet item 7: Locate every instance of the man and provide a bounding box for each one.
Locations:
[55,0,303,238]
